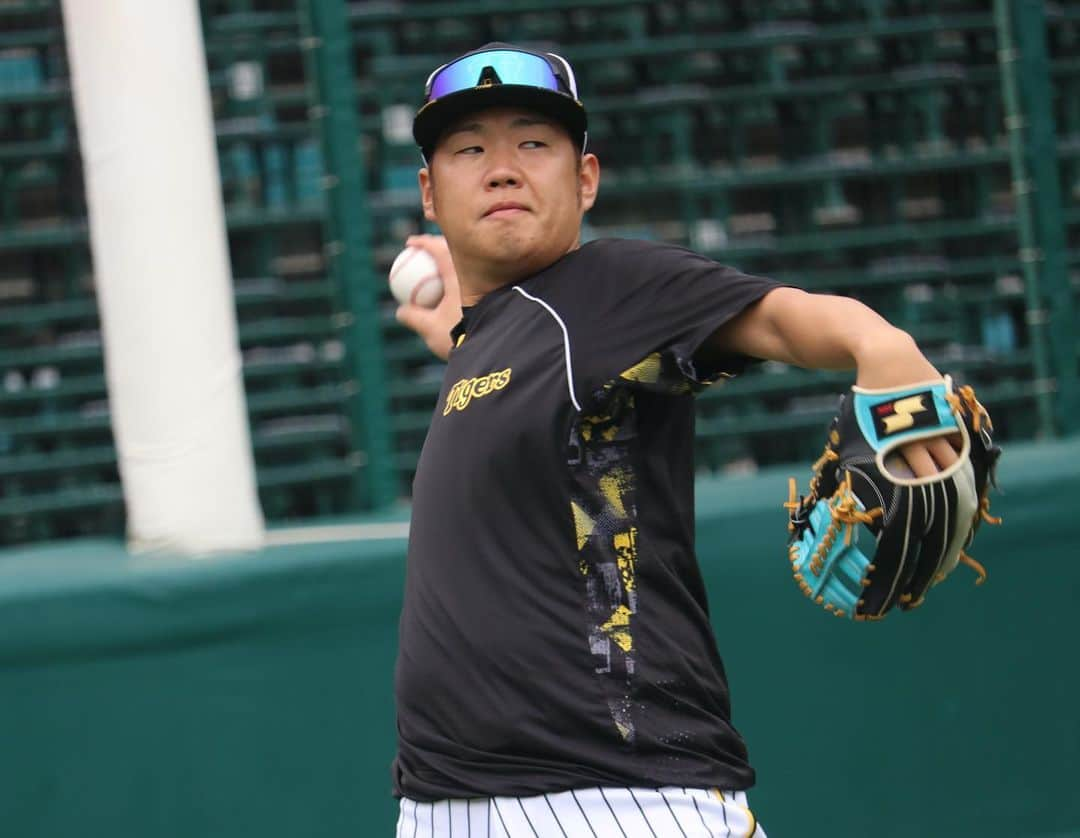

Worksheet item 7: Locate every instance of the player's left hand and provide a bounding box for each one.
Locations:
[852,341,961,478]
[892,432,964,477]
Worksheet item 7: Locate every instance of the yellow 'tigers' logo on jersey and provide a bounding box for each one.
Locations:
[443,368,512,415]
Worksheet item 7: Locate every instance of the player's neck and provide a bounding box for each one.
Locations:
[457,277,503,307]
[456,239,583,305]
[454,260,524,306]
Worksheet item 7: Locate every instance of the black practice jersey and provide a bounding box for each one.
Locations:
[394,238,783,801]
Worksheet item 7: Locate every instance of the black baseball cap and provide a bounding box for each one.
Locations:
[413,42,587,159]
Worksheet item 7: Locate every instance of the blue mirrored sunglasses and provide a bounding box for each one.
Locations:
[426,49,568,102]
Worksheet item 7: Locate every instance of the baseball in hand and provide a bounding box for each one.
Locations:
[389,246,444,308]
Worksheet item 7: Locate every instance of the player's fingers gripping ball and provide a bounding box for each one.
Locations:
[785,376,1002,621]
[389,246,444,308]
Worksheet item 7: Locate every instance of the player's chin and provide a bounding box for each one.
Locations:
[482,231,545,264]
[481,213,538,237]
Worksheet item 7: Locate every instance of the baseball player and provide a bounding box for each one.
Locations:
[391,43,983,837]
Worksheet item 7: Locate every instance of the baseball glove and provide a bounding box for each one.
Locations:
[785,375,1001,620]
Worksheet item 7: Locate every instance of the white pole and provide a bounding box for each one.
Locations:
[61,0,265,553]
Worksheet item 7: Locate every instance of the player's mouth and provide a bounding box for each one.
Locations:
[482,201,529,219]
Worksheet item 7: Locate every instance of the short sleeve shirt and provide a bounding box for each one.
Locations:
[393,238,783,801]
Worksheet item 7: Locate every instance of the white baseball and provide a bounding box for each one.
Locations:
[389,246,444,308]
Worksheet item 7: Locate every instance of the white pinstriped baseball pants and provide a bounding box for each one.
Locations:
[395,786,767,837]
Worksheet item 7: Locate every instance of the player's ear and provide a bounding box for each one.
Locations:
[419,167,437,222]
[578,153,600,213]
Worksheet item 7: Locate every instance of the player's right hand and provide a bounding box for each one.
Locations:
[396,234,461,361]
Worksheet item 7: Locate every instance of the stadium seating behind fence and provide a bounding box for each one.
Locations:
[1,0,1077,545]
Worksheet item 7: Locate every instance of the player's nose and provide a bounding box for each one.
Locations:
[486,169,520,188]
[484,145,522,189]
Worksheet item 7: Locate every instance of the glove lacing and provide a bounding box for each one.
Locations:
[944,383,1002,586]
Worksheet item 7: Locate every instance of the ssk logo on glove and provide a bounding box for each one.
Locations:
[873,391,938,437]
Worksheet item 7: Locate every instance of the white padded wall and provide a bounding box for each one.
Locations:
[62,0,264,553]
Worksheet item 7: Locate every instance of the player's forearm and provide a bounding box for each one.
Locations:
[714,287,940,387]
[784,293,941,388]
[771,291,921,373]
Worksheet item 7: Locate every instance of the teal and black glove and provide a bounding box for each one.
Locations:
[786,376,1001,621]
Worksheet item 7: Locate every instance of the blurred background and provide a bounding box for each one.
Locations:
[0,1,1077,836]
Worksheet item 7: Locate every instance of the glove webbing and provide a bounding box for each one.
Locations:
[786,472,883,617]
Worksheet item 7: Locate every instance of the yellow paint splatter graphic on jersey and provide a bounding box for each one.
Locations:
[571,501,594,551]
[568,382,639,742]
[614,529,637,593]
[600,603,634,652]
[599,470,630,518]
[569,348,730,745]
[619,353,663,385]
[620,349,734,394]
